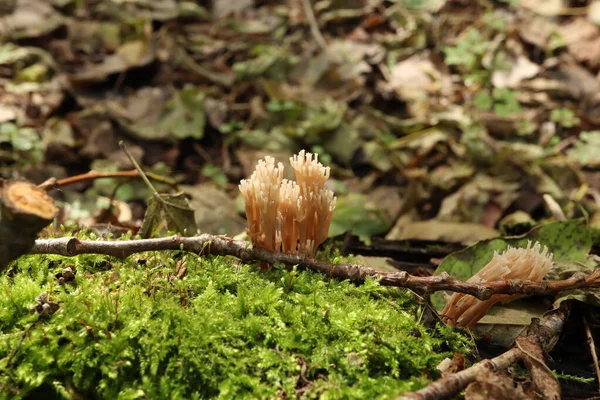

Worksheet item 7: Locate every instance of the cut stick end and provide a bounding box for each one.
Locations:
[4,181,58,220]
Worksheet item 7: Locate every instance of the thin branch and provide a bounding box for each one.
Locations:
[584,316,600,393]
[29,235,600,300]
[396,307,569,400]
[38,170,177,191]
[119,141,162,201]
[7,319,39,366]
[301,0,327,51]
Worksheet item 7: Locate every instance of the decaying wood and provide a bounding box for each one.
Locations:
[30,235,600,299]
[0,179,57,272]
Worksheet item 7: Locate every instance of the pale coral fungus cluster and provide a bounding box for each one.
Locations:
[239,150,336,256]
[442,241,553,327]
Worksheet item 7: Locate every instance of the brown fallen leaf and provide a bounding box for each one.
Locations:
[388,220,499,245]
[559,18,600,68]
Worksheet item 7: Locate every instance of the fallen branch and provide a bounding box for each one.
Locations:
[30,235,600,300]
[396,306,569,400]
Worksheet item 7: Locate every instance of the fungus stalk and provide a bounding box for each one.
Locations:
[239,151,336,256]
[442,241,553,328]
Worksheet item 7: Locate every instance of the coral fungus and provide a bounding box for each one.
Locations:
[239,150,336,256]
[442,241,553,327]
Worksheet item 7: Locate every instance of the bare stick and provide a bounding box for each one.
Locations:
[301,0,327,50]
[584,316,600,393]
[396,307,569,400]
[29,235,600,299]
[38,170,177,191]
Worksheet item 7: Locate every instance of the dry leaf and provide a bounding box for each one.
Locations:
[560,19,600,68]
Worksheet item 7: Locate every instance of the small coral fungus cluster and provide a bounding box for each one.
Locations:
[239,150,336,256]
[442,241,553,327]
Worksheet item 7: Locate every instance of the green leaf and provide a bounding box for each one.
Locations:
[233,46,295,81]
[299,98,346,138]
[157,88,206,139]
[240,129,297,153]
[567,131,600,166]
[329,193,390,239]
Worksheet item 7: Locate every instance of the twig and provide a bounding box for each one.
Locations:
[396,307,569,400]
[38,170,177,191]
[119,141,163,202]
[29,235,600,300]
[7,319,38,366]
[301,0,327,51]
[584,315,600,393]
[118,141,189,235]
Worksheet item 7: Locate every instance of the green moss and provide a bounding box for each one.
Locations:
[0,248,470,399]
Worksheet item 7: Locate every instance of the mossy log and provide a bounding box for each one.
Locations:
[0,179,57,272]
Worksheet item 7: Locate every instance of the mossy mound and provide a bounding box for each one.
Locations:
[0,246,470,399]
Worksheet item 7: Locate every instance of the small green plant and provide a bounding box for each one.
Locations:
[266,100,303,124]
[0,122,44,171]
[444,30,490,71]
[550,108,580,129]
[219,120,244,135]
[553,371,596,384]
[233,45,298,82]
[473,88,522,117]
[443,30,493,86]
[473,91,493,111]
[547,32,567,55]
[517,119,535,136]
[310,145,332,165]
[329,193,390,244]
[202,164,228,187]
[567,131,600,166]
[492,88,521,116]
[219,120,245,146]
